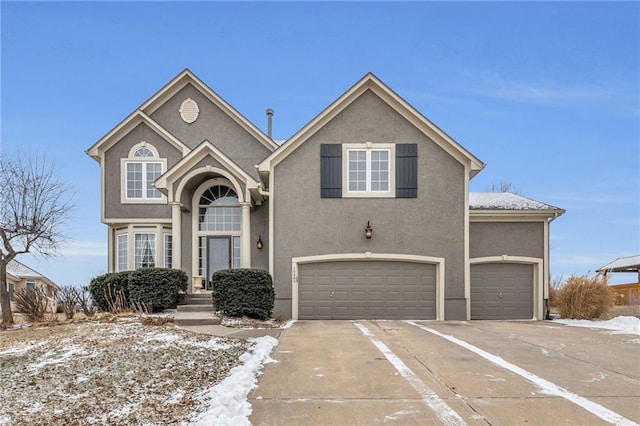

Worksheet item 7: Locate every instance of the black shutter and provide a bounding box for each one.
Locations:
[396,143,417,198]
[320,144,342,198]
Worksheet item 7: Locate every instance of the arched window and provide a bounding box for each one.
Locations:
[198,185,240,231]
[123,142,165,201]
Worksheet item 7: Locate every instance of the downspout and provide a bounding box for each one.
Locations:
[258,183,270,197]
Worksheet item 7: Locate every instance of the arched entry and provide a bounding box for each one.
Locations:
[193,179,244,290]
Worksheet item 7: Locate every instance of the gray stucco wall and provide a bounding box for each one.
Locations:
[150,83,273,180]
[272,89,467,319]
[103,123,180,220]
[469,222,544,259]
[250,203,269,271]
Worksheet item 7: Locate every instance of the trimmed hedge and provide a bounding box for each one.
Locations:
[89,268,187,312]
[89,271,131,312]
[128,268,188,311]
[212,269,274,319]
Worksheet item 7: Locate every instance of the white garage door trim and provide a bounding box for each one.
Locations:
[292,253,445,321]
[469,255,543,320]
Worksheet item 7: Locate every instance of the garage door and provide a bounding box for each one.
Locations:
[471,263,533,320]
[298,261,436,320]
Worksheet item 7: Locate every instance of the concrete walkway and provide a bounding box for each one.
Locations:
[177,323,282,339]
[249,320,640,425]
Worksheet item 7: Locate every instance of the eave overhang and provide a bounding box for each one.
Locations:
[86,110,190,162]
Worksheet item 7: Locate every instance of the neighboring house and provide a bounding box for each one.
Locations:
[3,259,59,314]
[597,255,640,305]
[86,69,564,321]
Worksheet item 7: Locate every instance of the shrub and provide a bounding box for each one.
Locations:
[88,272,131,313]
[556,274,614,319]
[14,286,50,322]
[77,286,96,317]
[128,268,188,311]
[57,286,78,320]
[212,269,274,319]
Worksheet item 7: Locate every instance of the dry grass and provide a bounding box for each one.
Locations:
[0,318,249,425]
[556,274,615,320]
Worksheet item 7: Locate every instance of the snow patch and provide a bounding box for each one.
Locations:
[555,316,640,336]
[190,336,278,426]
[27,345,87,373]
[385,409,420,421]
[280,319,296,329]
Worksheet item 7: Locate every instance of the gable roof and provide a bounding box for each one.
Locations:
[154,139,262,203]
[87,69,279,161]
[86,110,190,161]
[139,69,279,152]
[258,72,485,178]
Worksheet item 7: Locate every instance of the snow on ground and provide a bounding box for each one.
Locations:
[0,319,278,425]
[191,336,278,426]
[555,316,640,336]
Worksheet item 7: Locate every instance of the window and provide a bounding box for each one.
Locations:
[134,233,156,268]
[232,236,241,268]
[344,144,394,197]
[122,143,166,202]
[26,279,36,295]
[198,185,241,231]
[322,143,416,199]
[164,234,173,269]
[117,234,128,272]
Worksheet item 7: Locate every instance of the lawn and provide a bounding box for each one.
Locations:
[0,318,271,425]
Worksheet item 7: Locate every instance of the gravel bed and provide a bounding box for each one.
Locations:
[0,320,250,425]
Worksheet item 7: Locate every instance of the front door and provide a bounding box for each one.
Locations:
[206,237,231,290]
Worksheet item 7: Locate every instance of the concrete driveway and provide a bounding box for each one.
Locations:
[249,320,640,425]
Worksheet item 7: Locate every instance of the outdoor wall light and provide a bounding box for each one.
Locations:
[256,235,264,250]
[365,221,373,239]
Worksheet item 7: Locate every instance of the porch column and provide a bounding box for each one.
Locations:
[170,202,182,269]
[241,202,251,268]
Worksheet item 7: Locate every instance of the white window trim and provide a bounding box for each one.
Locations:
[134,232,157,269]
[120,142,167,204]
[164,233,173,269]
[116,233,128,272]
[112,225,172,272]
[342,143,395,198]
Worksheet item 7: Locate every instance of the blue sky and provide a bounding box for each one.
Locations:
[1,1,638,286]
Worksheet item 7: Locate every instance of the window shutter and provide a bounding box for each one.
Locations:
[396,143,417,198]
[320,144,342,198]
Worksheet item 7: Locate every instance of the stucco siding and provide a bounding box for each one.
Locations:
[272,89,466,319]
[250,203,269,271]
[470,222,544,259]
[103,123,180,220]
[150,84,272,180]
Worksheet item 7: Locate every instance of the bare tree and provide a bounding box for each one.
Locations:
[486,180,522,195]
[0,152,73,326]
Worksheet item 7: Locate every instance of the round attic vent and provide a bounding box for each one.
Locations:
[179,98,199,124]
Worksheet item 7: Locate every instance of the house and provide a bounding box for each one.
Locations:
[3,259,59,314]
[86,69,564,321]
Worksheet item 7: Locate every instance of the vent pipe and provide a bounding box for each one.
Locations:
[266,108,274,139]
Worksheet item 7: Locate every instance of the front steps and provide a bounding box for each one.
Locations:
[174,293,220,326]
